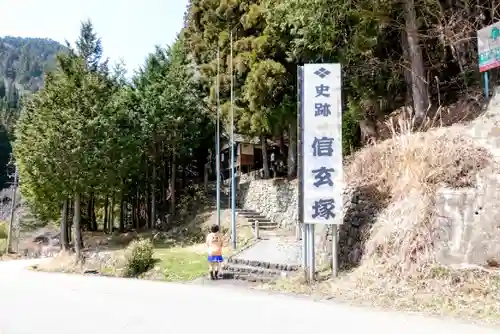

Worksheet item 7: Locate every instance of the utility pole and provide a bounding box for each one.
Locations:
[7,165,18,254]
[216,48,221,227]
[230,30,237,250]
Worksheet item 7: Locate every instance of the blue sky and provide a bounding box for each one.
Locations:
[0,0,189,75]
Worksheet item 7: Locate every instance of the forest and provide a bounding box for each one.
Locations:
[0,36,64,189]
[9,0,500,257]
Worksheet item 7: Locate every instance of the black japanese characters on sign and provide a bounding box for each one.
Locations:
[315,84,330,98]
[311,136,334,157]
[312,167,334,187]
[307,66,338,222]
[314,103,331,117]
[311,198,336,219]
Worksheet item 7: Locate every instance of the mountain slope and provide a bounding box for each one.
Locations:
[0,36,65,94]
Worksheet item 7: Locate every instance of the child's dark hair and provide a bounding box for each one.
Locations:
[210,224,220,233]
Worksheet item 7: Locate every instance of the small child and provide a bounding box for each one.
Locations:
[206,224,223,280]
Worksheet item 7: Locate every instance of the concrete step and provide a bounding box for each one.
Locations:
[237,212,270,219]
[236,209,259,213]
[237,212,267,217]
[243,216,272,222]
[250,220,277,225]
[222,263,287,277]
[250,222,279,229]
[228,257,300,272]
[220,272,277,283]
[251,227,278,232]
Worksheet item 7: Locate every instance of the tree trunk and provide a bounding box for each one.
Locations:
[261,134,270,179]
[131,196,136,229]
[104,196,109,233]
[401,30,413,106]
[87,193,96,231]
[405,0,429,121]
[287,123,297,178]
[73,193,82,260]
[145,160,151,228]
[151,165,157,230]
[204,162,209,192]
[87,195,92,231]
[134,189,140,229]
[170,145,176,216]
[119,194,125,232]
[60,200,70,251]
[91,194,97,231]
[67,199,72,243]
[109,194,115,234]
[163,158,170,217]
[279,132,285,157]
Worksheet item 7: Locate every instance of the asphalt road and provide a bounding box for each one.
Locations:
[0,259,499,334]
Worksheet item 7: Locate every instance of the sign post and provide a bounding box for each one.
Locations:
[477,22,500,98]
[215,49,221,227]
[297,66,308,281]
[298,64,343,282]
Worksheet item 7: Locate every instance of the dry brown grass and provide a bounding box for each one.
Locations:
[345,116,491,278]
[264,264,500,324]
[33,251,84,273]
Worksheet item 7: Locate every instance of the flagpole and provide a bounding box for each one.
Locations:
[216,48,221,227]
[230,30,237,249]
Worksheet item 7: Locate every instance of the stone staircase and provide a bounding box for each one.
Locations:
[236,208,279,232]
[206,181,299,284]
[207,183,279,233]
[221,221,301,283]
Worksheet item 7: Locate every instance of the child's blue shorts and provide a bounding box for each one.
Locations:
[208,255,223,262]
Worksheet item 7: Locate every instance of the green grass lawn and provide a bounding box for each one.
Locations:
[152,228,254,282]
[154,247,208,282]
[0,238,5,256]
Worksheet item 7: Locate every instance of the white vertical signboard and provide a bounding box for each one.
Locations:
[302,64,343,225]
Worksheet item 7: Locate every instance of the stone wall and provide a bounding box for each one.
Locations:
[238,178,298,228]
[237,177,384,268]
[434,166,500,267]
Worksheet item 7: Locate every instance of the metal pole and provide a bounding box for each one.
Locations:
[297,65,308,280]
[484,71,489,98]
[254,220,260,239]
[303,224,309,281]
[302,224,307,268]
[216,49,221,227]
[331,224,339,278]
[7,165,18,254]
[230,30,237,250]
[309,223,315,282]
[296,66,301,242]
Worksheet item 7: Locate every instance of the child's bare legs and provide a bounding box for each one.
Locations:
[214,261,221,279]
[209,262,218,280]
[208,262,221,280]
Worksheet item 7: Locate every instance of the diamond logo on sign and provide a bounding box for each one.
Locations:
[492,27,500,40]
[314,67,330,79]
